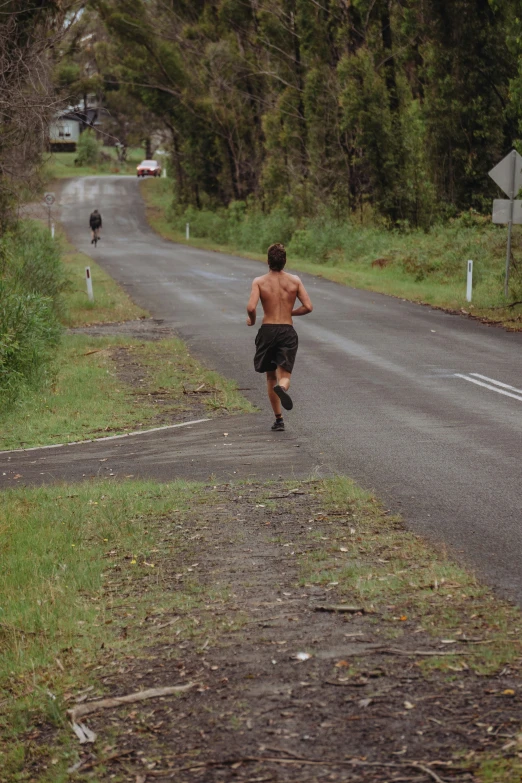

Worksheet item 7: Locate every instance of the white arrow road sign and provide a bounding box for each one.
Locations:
[492,199,522,225]
[488,150,522,197]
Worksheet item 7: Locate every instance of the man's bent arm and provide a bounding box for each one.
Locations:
[291,280,313,317]
[246,280,260,326]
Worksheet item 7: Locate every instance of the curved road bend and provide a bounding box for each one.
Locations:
[61,177,522,601]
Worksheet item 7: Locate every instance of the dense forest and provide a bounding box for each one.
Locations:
[55,0,522,228]
[2,0,522,230]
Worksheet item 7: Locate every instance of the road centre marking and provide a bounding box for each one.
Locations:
[0,418,211,456]
[454,374,522,403]
[470,373,522,396]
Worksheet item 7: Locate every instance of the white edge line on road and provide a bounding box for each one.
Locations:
[470,373,522,396]
[0,418,211,457]
[454,374,522,402]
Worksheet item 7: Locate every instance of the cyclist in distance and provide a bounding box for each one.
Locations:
[89,209,102,245]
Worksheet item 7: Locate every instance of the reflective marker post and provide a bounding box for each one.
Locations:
[51,222,55,240]
[466,260,473,303]
[86,267,94,302]
[186,223,190,240]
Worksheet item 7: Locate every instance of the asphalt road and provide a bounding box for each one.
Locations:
[60,177,522,601]
[0,416,320,485]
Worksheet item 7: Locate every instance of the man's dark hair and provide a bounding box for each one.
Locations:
[267,243,286,271]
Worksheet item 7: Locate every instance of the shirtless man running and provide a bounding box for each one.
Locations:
[246,243,313,431]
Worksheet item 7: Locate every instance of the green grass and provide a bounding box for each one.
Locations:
[301,476,522,675]
[0,479,205,782]
[0,334,253,449]
[142,179,522,330]
[43,146,150,179]
[58,229,148,326]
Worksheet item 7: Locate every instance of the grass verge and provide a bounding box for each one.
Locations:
[42,148,147,180]
[141,179,522,331]
[0,334,253,450]
[0,479,206,782]
[301,476,522,675]
[1,476,522,781]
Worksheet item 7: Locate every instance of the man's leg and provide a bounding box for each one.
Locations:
[273,366,293,411]
[266,370,282,417]
[276,367,291,391]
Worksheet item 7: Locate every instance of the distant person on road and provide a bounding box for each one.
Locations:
[246,243,313,431]
[89,209,102,244]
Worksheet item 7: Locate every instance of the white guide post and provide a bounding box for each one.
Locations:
[85,266,94,302]
[186,222,190,240]
[51,222,55,239]
[162,164,167,178]
[466,259,473,303]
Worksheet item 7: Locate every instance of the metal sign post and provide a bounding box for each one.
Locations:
[488,150,522,297]
[505,151,516,297]
[43,192,56,235]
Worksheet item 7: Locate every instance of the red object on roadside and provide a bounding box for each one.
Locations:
[136,159,162,178]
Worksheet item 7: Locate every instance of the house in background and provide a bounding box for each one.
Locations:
[49,112,81,152]
[49,102,108,152]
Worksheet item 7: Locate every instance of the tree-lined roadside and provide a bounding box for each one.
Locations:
[141,179,522,331]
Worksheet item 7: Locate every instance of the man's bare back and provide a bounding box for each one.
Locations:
[246,270,313,326]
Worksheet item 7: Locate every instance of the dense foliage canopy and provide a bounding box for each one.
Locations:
[78,0,522,227]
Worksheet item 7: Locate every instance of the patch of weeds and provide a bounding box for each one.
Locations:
[473,755,522,782]
[300,476,522,675]
[133,338,254,416]
[0,479,206,775]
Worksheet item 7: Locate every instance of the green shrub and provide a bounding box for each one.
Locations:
[0,223,65,408]
[75,131,100,167]
[0,285,60,404]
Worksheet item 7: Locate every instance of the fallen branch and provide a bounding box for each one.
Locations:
[314,604,368,614]
[68,683,195,722]
[382,648,468,657]
[176,755,452,781]
[322,646,470,664]
[68,749,134,773]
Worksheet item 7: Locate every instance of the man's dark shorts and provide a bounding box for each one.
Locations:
[254,324,298,374]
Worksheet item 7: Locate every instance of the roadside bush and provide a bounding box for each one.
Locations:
[0,223,66,408]
[75,131,100,167]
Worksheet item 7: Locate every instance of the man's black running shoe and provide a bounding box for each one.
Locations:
[273,384,293,411]
[271,419,285,431]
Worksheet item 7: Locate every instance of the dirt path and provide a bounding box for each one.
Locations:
[39,481,522,783]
